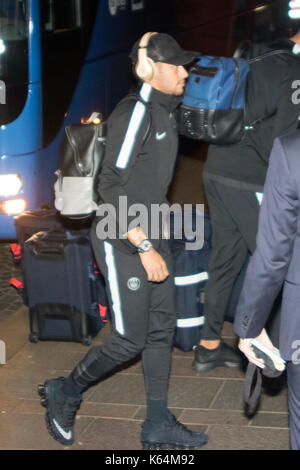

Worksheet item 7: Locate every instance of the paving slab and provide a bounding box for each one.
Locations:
[203,425,290,450]
[211,379,289,413]
[0,306,29,362]
[0,412,93,450]
[249,411,289,429]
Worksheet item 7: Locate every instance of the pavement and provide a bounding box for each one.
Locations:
[0,249,291,452]
[0,147,292,451]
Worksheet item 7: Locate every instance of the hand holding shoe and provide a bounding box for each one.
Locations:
[238,328,275,369]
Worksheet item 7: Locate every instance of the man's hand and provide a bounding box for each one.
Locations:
[126,226,169,282]
[238,338,265,369]
[139,249,169,282]
[238,328,275,369]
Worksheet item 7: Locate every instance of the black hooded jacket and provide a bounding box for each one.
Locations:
[204,38,300,192]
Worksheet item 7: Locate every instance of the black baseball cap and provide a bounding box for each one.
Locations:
[130,33,199,66]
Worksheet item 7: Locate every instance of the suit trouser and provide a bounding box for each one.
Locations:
[287,362,300,449]
[201,176,260,340]
[72,233,176,402]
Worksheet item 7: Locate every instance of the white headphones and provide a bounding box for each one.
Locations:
[135,32,158,81]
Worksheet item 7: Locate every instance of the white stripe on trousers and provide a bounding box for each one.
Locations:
[103,241,125,335]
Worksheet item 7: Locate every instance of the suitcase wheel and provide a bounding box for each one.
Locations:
[29,333,39,343]
[82,335,92,346]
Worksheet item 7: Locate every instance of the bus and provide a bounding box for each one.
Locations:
[0,0,295,239]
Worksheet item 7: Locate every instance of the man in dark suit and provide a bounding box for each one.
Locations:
[234,129,300,450]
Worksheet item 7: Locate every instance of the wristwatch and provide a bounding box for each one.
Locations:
[137,239,153,253]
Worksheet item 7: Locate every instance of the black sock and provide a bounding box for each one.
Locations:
[63,374,85,397]
[146,399,168,425]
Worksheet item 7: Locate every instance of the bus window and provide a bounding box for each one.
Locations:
[41,0,98,146]
[270,0,295,37]
[233,0,295,49]
[252,4,277,43]
[131,0,144,11]
[234,0,250,14]
[0,0,28,125]
[41,0,98,147]
[42,0,81,32]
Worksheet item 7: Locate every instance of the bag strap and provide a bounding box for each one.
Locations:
[65,126,86,176]
[10,278,24,291]
[243,362,262,414]
[246,109,277,130]
[10,278,26,302]
[121,93,152,145]
[248,48,294,64]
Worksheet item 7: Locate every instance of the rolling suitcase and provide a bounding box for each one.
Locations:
[22,229,109,345]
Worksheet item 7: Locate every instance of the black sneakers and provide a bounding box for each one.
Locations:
[193,341,242,372]
[38,377,82,446]
[141,411,209,450]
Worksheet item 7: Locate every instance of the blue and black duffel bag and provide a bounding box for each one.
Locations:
[179,56,250,145]
[179,49,292,145]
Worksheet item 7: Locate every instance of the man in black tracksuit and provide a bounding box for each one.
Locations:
[39,33,209,450]
[193,33,300,372]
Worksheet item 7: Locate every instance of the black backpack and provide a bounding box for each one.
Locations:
[54,95,151,219]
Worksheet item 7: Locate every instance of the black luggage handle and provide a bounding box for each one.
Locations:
[26,230,67,259]
[26,229,90,259]
[31,240,66,259]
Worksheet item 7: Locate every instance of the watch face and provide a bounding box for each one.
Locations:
[139,240,152,252]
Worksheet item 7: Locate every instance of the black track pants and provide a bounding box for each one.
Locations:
[72,233,176,402]
[201,176,260,340]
